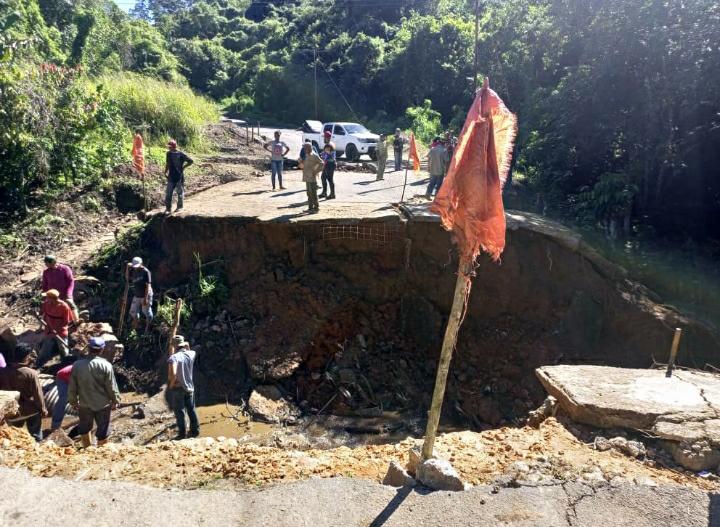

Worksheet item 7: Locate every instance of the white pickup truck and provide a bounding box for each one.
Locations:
[301,120,379,161]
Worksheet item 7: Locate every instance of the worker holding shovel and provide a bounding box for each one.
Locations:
[36,289,74,368]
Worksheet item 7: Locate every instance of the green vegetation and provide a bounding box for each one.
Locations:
[91,222,147,271]
[0,0,215,217]
[192,253,229,313]
[100,73,218,147]
[156,296,192,327]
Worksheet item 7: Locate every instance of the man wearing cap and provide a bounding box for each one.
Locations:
[0,344,47,441]
[42,255,79,322]
[37,289,74,368]
[68,336,121,447]
[128,257,153,331]
[264,130,289,191]
[167,335,200,439]
[164,139,194,214]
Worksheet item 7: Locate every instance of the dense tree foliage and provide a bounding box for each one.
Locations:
[0,0,212,215]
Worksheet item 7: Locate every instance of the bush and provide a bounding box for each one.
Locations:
[405,99,442,145]
[99,73,218,148]
[0,63,126,214]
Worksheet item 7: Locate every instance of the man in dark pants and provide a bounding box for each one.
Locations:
[318,141,337,200]
[392,128,405,171]
[0,344,47,441]
[164,139,193,214]
[167,335,200,440]
[68,337,121,447]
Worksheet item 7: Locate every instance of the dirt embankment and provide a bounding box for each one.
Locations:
[139,209,720,428]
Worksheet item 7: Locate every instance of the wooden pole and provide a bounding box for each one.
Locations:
[117,263,131,335]
[421,259,472,459]
[665,327,683,378]
[142,173,147,213]
[400,165,409,202]
[166,298,183,356]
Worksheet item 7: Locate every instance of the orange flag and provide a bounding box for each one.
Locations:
[131,133,145,177]
[408,132,421,172]
[431,78,517,263]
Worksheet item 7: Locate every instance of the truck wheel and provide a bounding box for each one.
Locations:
[345,143,359,162]
[369,151,377,161]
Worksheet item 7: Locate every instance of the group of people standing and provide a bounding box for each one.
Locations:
[0,253,200,445]
[265,127,457,212]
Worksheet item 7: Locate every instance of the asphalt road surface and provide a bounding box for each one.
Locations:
[1,468,716,527]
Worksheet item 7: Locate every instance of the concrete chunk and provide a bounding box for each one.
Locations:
[416,458,466,491]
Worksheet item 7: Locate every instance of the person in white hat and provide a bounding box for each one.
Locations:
[127,257,153,331]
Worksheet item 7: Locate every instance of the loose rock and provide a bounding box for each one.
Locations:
[416,458,466,491]
[382,461,416,488]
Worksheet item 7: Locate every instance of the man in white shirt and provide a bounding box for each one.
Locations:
[167,335,199,440]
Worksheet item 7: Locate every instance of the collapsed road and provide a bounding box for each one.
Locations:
[2,124,720,525]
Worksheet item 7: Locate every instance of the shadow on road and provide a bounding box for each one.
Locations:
[232,190,267,196]
[278,201,307,210]
[369,486,414,527]
[709,493,720,526]
[272,190,305,198]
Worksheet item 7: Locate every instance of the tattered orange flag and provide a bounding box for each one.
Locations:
[408,132,421,172]
[431,79,517,263]
[131,133,145,177]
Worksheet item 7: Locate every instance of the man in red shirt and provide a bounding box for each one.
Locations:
[37,289,73,368]
[42,255,79,322]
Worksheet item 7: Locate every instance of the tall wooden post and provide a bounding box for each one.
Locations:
[117,263,131,335]
[167,298,183,356]
[422,259,473,460]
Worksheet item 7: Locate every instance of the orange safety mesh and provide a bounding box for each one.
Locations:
[431,79,517,263]
[131,134,145,177]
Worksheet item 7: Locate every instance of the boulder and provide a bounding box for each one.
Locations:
[248,385,300,424]
[416,458,466,492]
[382,461,416,488]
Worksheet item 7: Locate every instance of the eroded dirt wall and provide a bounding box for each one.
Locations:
[143,212,720,425]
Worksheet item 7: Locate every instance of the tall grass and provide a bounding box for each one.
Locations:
[98,73,218,149]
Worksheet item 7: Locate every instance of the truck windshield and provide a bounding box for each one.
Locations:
[343,124,369,134]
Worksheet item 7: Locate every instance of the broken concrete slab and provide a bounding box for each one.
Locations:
[537,365,720,470]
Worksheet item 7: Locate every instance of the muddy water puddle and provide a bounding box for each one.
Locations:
[195,403,274,440]
[194,404,425,450]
